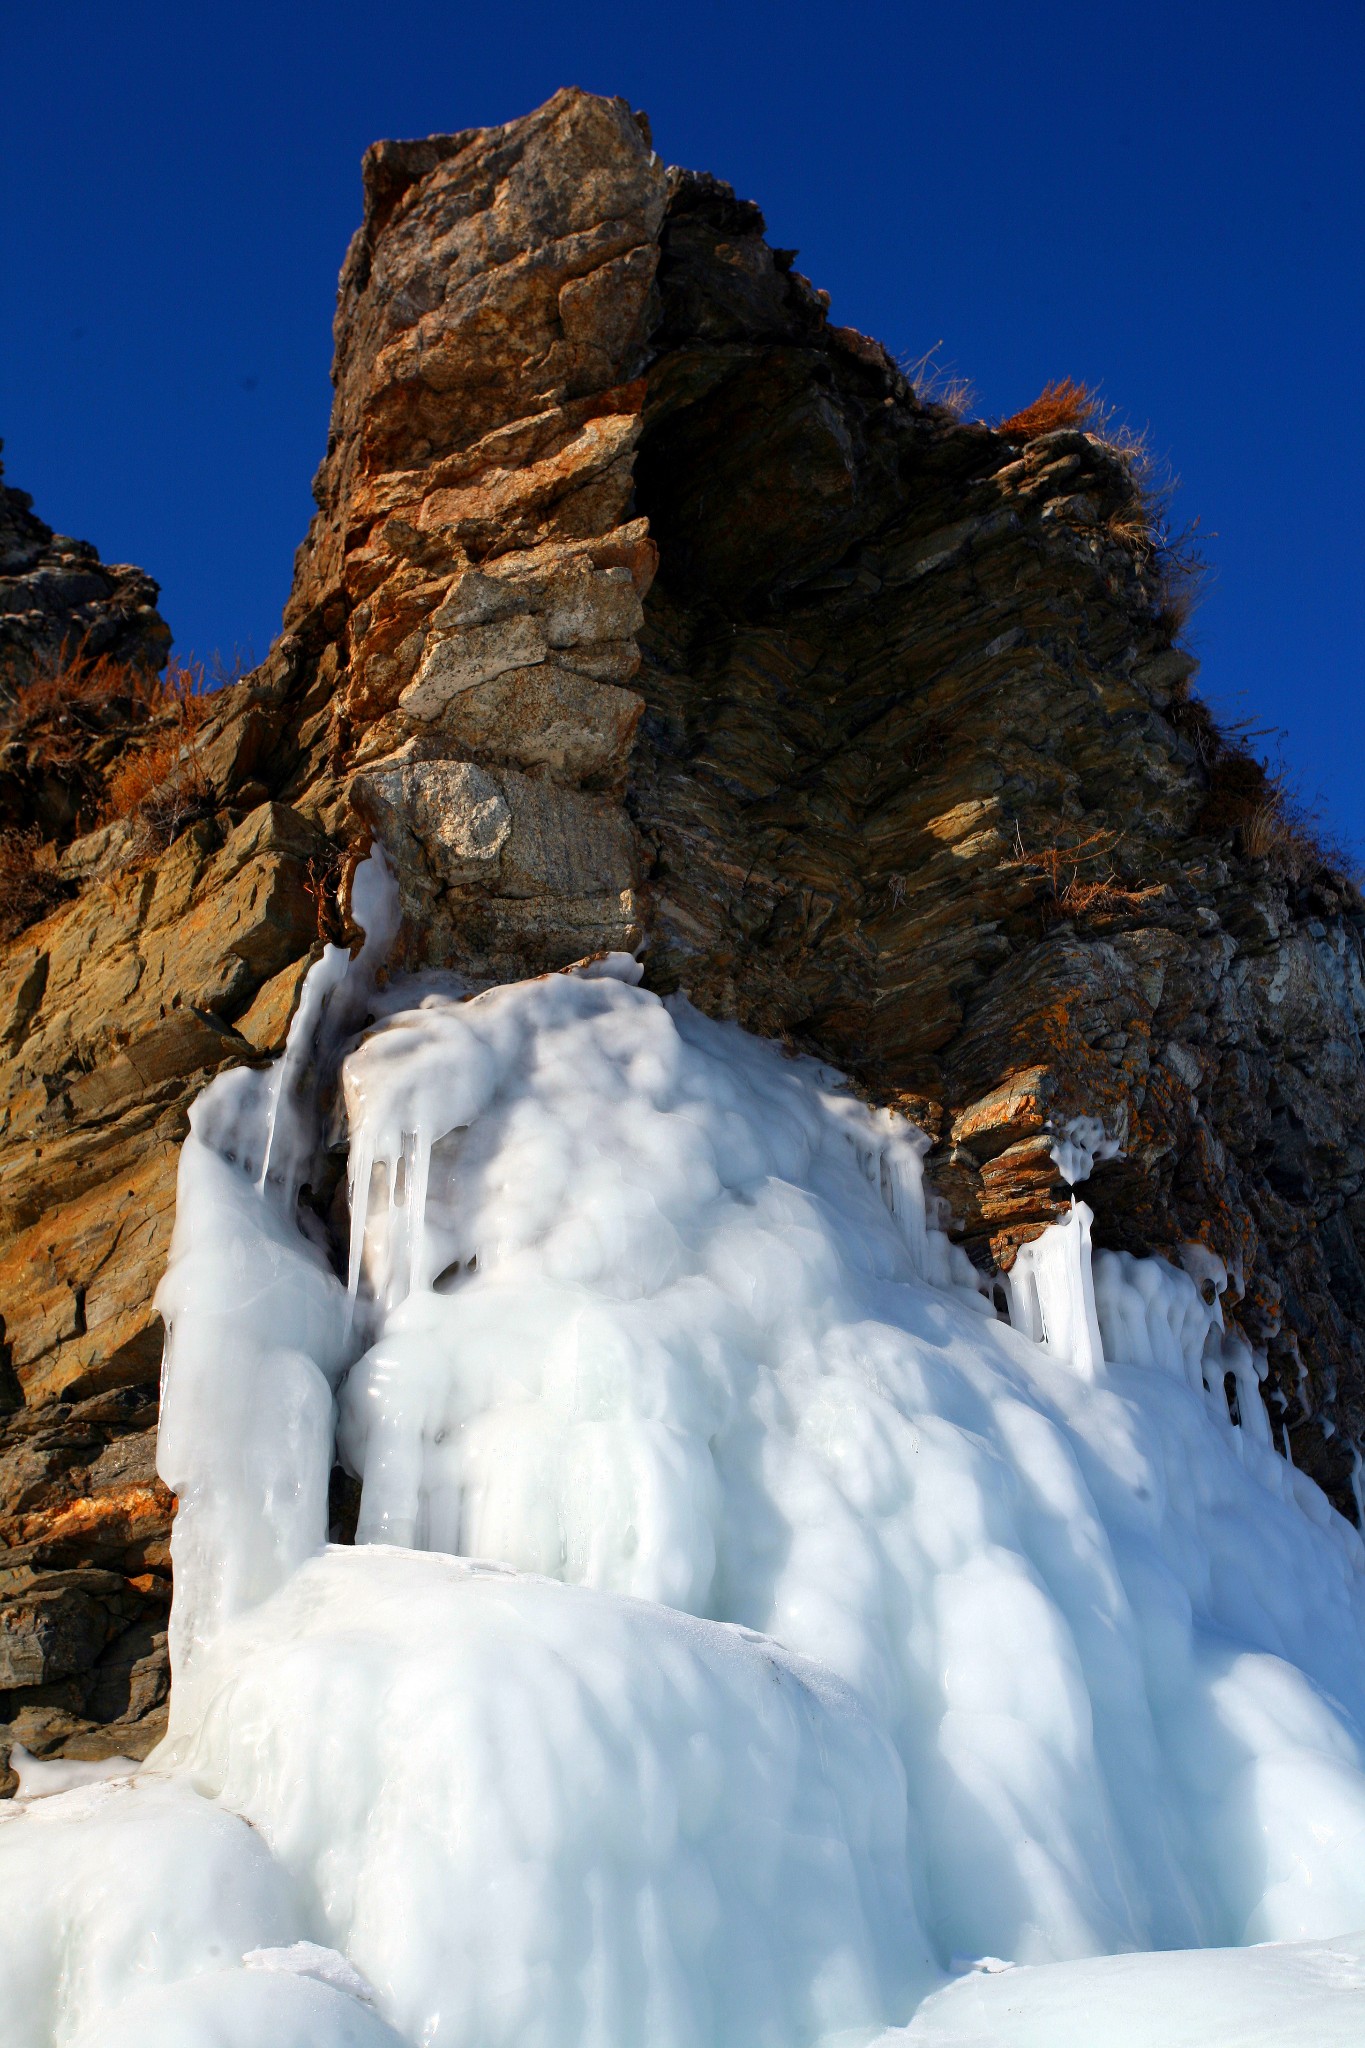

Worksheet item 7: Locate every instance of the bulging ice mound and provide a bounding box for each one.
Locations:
[5,899,1365,2046]
[0,1550,922,2047]
[183,1549,927,2043]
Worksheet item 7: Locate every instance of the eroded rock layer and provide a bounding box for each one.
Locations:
[3,86,1363,1767]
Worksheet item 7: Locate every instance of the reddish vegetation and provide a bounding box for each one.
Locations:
[996,377,1100,442]
[1,641,164,778]
[3,640,209,818]
[0,646,215,937]
[102,659,212,844]
[1,642,201,828]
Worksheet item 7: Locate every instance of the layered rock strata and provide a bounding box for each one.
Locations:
[3,85,1363,1769]
[0,797,327,1779]
[281,90,665,971]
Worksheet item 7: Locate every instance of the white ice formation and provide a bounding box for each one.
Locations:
[1047,1111,1124,1188]
[3,846,1365,2046]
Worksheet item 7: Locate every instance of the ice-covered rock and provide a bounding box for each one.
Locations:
[4,935,1365,2045]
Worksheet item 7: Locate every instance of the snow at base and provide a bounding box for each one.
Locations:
[891,1931,1365,2047]
[4,861,1365,2047]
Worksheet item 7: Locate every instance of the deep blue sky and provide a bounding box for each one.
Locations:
[4,1,1362,852]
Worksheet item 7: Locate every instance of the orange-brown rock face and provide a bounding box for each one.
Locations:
[279,89,668,973]
[3,86,1364,1770]
[0,802,329,1773]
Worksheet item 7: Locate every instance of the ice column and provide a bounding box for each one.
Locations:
[1007,1199,1106,1377]
[1003,1115,1116,1374]
[1091,1247,1220,1395]
[155,848,399,1710]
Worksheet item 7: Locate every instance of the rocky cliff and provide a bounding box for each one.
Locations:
[4,86,1363,1772]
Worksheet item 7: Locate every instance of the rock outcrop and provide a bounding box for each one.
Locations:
[0,445,170,689]
[279,90,665,971]
[4,86,1364,1771]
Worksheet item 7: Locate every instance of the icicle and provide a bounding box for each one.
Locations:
[257,943,351,1208]
[879,1122,935,1282]
[345,1128,375,1324]
[1092,1248,1221,1394]
[256,844,401,1213]
[1007,1201,1105,1378]
[406,1122,434,1297]
[1352,1443,1365,1531]
[1220,1330,1273,1449]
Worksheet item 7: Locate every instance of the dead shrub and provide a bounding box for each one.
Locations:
[0,638,217,851]
[1195,739,1271,823]
[303,844,347,946]
[1141,500,1210,637]
[208,645,256,690]
[0,649,215,934]
[103,660,213,848]
[1154,557,1202,635]
[1102,451,1210,637]
[0,827,73,943]
[996,377,1100,442]
[1177,705,1357,881]
[0,639,162,778]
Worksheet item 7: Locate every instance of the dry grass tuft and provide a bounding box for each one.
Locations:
[1244,785,1356,885]
[1005,825,1163,924]
[1170,695,1358,882]
[1,639,164,773]
[901,342,978,420]
[102,659,212,847]
[996,378,1101,443]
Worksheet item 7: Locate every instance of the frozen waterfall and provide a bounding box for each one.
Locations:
[3,849,1365,2047]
